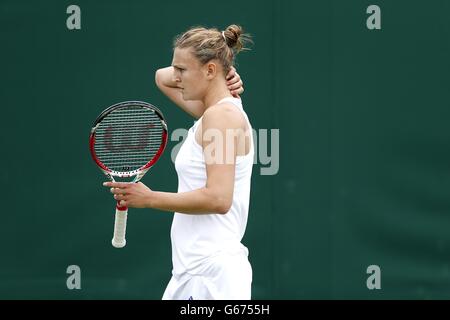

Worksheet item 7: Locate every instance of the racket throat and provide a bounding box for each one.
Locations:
[116,201,128,211]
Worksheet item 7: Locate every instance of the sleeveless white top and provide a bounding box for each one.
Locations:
[171,97,254,276]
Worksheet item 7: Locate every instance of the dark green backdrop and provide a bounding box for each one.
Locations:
[1,0,449,299]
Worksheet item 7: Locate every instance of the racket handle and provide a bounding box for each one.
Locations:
[112,204,128,248]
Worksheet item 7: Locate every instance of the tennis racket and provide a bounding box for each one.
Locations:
[89,101,168,248]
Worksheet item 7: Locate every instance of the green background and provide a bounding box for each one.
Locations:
[1,0,449,299]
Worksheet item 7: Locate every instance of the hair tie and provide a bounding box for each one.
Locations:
[221,31,226,41]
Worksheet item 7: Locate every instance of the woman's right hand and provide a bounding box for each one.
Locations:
[226,67,244,98]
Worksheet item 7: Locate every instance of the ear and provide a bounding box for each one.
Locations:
[204,62,217,79]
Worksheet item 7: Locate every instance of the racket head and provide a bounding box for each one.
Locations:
[89,101,168,180]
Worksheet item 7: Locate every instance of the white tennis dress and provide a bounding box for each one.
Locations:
[162,97,254,300]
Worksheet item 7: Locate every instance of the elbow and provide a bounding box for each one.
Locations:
[213,198,232,215]
[154,69,162,88]
[204,187,233,214]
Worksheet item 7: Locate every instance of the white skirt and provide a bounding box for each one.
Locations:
[162,251,252,300]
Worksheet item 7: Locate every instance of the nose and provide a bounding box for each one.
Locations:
[172,70,181,83]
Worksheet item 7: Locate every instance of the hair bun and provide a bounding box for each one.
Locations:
[223,24,251,53]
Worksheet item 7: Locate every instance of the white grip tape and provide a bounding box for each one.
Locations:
[112,208,128,248]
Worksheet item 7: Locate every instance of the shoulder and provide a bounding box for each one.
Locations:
[202,102,245,130]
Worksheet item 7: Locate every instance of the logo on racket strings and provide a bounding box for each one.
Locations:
[104,124,156,152]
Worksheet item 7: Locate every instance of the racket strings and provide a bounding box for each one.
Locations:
[94,106,165,173]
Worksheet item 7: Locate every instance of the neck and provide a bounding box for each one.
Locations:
[202,81,233,110]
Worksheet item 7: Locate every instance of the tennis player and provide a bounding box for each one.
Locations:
[105,24,254,300]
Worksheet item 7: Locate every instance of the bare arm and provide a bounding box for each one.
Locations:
[103,104,244,214]
[155,66,245,119]
[155,67,205,119]
[110,186,231,214]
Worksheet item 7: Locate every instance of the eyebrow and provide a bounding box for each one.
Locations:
[172,64,185,69]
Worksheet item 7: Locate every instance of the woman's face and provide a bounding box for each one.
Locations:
[171,47,209,101]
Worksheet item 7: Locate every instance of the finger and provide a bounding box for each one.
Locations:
[114,194,126,201]
[227,78,240,86]
[110,187,128,195]
[226,67,236,78]
[228,81,243,91]
[103,182,129,188]
[227,73,240,85]
[231,87,244,96]
[119,200,127,207]
[226,67,236,80]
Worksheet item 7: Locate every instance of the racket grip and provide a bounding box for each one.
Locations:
[112,205,128,248]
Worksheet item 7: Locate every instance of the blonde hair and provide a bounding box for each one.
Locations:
[173,24,252,75]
